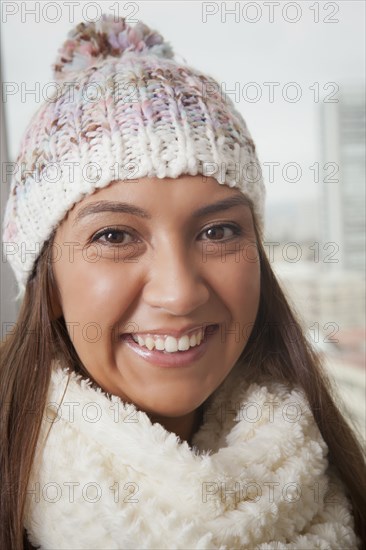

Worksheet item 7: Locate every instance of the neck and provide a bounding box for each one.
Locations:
[148,405,204,446]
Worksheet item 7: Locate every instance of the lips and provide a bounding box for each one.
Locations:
[120,324,219,368]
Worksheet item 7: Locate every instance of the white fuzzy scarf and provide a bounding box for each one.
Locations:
[24,360,359,549]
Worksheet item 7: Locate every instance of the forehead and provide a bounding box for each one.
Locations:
[67,175,251,221]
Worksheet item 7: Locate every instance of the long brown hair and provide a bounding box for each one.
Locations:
[1,211,365,549]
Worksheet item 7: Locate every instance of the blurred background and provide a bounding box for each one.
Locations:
[1,1,365,440]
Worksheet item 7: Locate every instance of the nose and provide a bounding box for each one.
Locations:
[142,242,210,316]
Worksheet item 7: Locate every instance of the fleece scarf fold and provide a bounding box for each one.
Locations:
[24,361,359,549]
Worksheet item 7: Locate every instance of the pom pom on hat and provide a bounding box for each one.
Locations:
[53,14,175,83]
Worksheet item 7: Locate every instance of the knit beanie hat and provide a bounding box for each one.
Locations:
[2,15,266,299]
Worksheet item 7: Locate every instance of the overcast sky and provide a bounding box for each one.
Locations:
[1,0,365,206]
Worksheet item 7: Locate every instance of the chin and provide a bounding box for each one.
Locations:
[136,395,202,419]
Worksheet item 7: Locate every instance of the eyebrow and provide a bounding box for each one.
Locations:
[73,194,251,226]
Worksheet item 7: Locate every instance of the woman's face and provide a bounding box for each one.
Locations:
[52,175,260,417]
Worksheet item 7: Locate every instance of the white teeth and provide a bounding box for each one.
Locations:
[144,336,155,351]
[131,327,206,353]
[155,338,165,351]
[189,334,197,347]
[178,335,190,351]
[165,336,178,353]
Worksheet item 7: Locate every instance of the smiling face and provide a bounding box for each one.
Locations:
[52,175,261,419]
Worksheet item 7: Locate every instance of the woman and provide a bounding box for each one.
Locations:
[1,15,365,550]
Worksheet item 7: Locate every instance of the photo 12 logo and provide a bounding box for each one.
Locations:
[201,80,340,104]
[1,1,139,24]
[201,2,340,24]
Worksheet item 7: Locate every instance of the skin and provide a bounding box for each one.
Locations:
[51,175,261,445]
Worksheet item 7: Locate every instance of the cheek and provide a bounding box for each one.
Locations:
[222,259,260,362]
[54,256,138,331]
[213,254,261,328]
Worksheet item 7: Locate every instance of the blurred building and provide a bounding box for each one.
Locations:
[272,263,365,333]
[319,86,366,273]
[318,86,365,440]
[265,85,366,444]
[272,261,365,444]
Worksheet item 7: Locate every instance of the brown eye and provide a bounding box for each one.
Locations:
[103,231,125,244]
[201,224,241,241]
[92,228,135,246]
[206,226,225,240]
